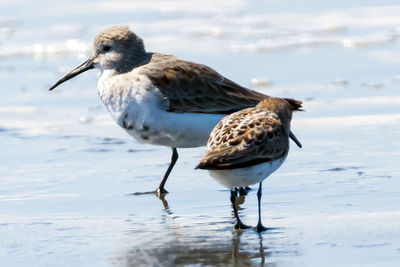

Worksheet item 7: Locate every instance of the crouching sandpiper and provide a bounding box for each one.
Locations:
[196,97,302,232]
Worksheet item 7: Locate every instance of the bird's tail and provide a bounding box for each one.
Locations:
[284,98,303,111]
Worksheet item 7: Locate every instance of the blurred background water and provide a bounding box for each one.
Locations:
[1,0,400,266]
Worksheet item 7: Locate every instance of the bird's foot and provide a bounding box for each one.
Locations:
[255,223,268,233]
[131,190,157,196]
[234,221,252,230]
[130,188,168,196]
[156,187,168,197]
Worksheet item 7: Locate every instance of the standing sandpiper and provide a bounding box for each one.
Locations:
[49,25,270,195]
[196,97,302,232]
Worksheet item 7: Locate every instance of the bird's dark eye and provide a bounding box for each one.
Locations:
[103,45,111,52]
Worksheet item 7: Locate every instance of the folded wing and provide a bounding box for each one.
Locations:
[197,111,289,170]
[144,54,268,114]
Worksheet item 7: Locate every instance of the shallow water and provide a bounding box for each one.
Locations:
[1,1,400,266]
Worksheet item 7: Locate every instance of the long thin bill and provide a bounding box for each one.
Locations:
[289,131,302,148]
[49,58,94,91]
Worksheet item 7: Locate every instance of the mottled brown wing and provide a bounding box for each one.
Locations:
[143,53,268,114]
[197,113,288,170]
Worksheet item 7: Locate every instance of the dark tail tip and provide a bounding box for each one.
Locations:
[284,98,303,111]
[194,162,205,170]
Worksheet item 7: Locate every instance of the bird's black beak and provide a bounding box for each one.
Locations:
[289,131,302,148]
[49,58,95,91]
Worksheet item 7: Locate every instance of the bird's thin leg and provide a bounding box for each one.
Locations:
[255,182,267,232]
[157,147,178,195]
[230,190,251,230]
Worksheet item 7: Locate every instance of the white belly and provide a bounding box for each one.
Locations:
[97,69,225,148]
[209,153,288,189]
[119,104,224,147]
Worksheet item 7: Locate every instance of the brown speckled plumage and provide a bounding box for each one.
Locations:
[197,97,302,170]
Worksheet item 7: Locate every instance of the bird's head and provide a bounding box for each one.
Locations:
[49,26,147,91]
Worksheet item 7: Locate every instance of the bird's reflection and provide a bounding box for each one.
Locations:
[117,191,298,266]
[116,230,268,266]
[158,194,170,212]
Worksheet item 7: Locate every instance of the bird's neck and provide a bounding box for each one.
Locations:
[115,52,153,73]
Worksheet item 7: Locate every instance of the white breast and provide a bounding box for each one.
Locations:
[97,69,224,148]
[208,151,288,189]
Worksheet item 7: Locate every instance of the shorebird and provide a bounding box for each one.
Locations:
[196,97,302,232]
[49,25,270,195]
